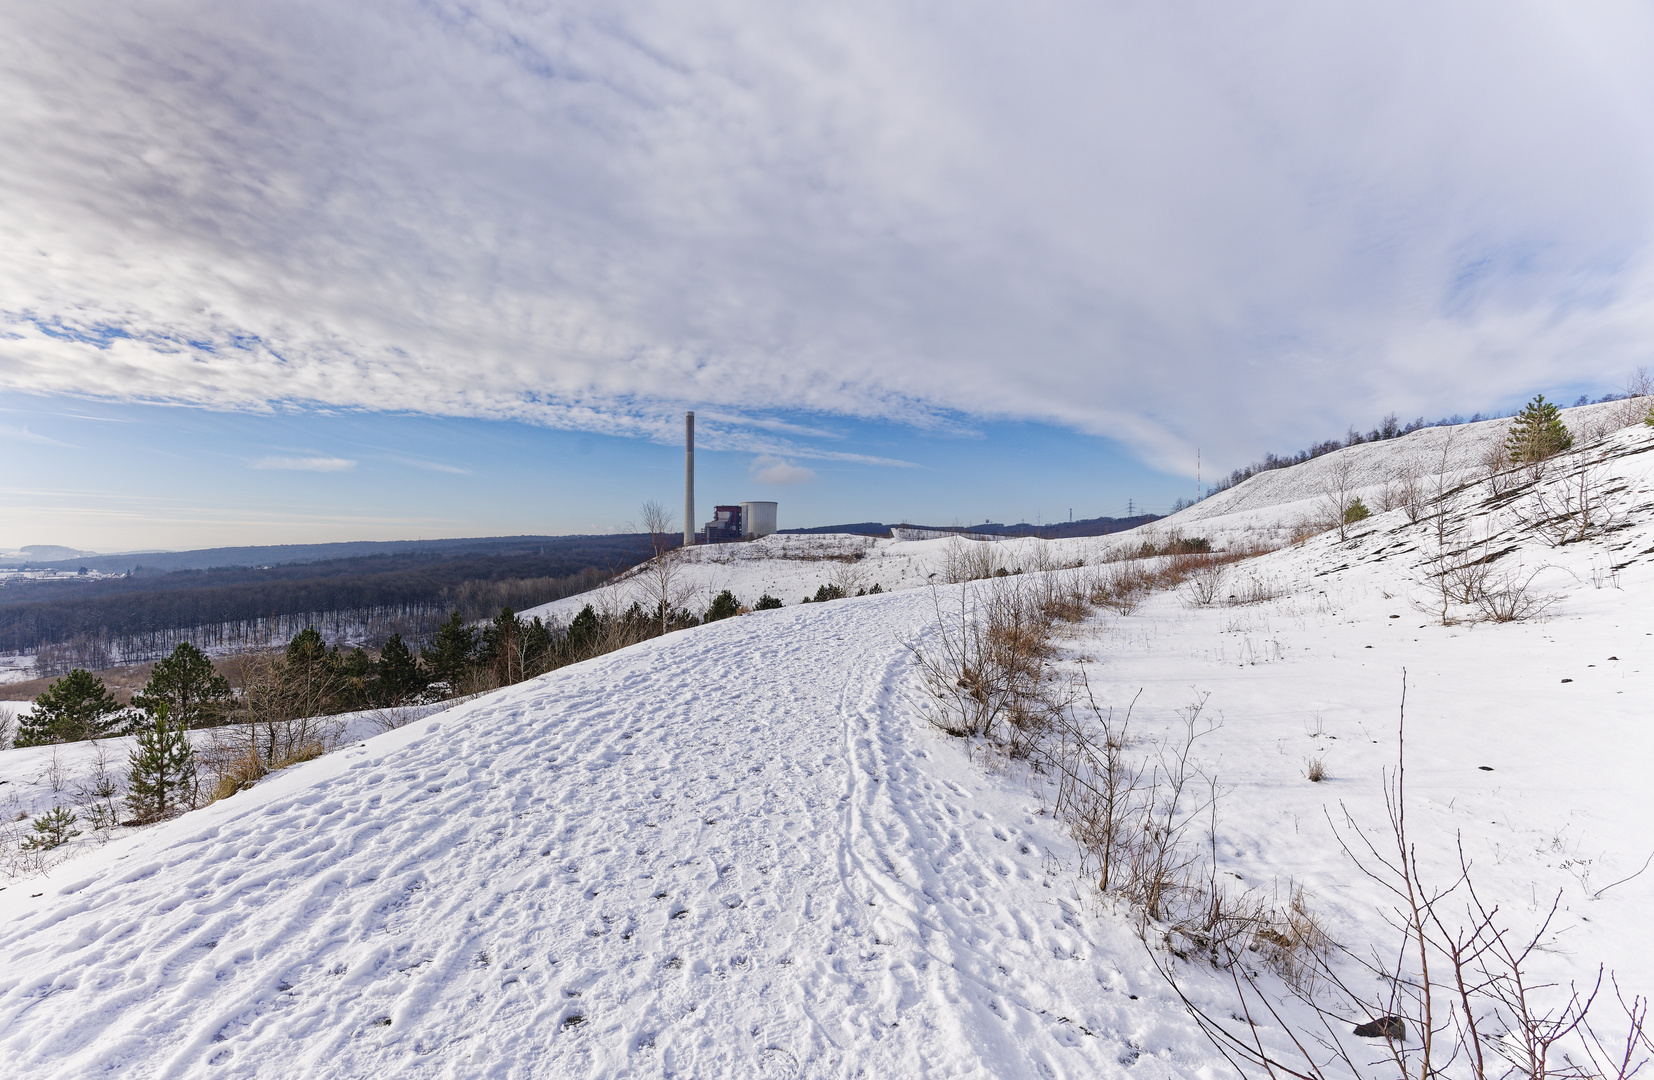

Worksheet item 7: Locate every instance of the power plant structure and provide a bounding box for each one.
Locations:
[684,412,695,548]
[702,501,778,543]
[683,412,777,544]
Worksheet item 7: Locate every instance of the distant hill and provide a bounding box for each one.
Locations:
[781,514,1162,540]
[0,544,100,564]
[0,535,630,574]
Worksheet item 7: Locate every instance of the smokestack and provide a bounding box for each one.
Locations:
[684,411,695,547]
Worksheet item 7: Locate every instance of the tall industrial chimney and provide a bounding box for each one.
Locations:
[684,411,695,547]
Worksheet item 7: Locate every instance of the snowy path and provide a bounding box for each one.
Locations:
[0,592,1179,1079]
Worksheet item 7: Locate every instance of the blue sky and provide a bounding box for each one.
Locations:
[3,2,1653,551]
[0,393,1211,550]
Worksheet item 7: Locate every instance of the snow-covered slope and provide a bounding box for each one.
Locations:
[3,412,1651,1079]
[1158,398,1638,545]
[0,595,1180,1078]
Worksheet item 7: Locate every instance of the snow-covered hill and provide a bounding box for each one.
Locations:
[2,410,1652,1078]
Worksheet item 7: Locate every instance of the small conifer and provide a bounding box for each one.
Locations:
[133,643,233,729]
[371,633,425,706]
[1505,394,1574,463]
[17,668,128,746]
[754,595,783,610]
[564,605,601,659]
[127,705,198,823]
[1343,497,1371,525]
[421,611,477,690]
[704,590,740,623]
[21,806,80,851]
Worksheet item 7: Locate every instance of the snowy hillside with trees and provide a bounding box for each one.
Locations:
[2,400,1652,1078]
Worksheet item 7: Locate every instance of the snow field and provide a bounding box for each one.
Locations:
[1,409,1651,1078]
[0,594,1205,1078]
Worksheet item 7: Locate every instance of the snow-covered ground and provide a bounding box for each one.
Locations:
[1,409,1651,1078]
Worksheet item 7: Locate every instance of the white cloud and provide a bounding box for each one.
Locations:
[383,455,472,475]
[251,456,357,473]
[0,423,73,447]
[1,2,1652,474]
[749,455,816,486]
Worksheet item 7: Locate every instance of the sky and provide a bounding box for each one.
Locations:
[3,1,1653,551]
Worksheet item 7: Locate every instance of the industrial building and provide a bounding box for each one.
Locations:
[701,501,778,543]
[685,411,777,544]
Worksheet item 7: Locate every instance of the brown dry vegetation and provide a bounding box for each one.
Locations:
[0,661,156,703]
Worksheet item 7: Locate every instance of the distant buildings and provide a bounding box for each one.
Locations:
[700,501,778,543]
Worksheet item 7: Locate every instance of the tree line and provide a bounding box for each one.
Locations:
[3,545,641,668]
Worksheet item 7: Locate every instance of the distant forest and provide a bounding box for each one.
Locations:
[3,535,654,671]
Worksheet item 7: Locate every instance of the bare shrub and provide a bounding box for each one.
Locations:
[829,556,868,598]
[1166,677,1654,1080]
[1321,455,1363,541]
[911,579,1052,741]
[1039,585,1090,624]
[1090,561,1150,613]
[1227,577,1281,606]
[1035,671,1226,928]
[72,743,124,830]
[1516,461,1628,547]
[1473,566,1560,623]
[1046,681,1144,895]
[1608,366,1654,429]
[1185,562,1226,607]
[233,650,349,767]
[1481,437,1522,494]
[204,748,267,802]
[1291,516,1334,545]
[942,536,1004,583]
[1380,464,1429,524]
[363,704,440,733]
[0,705,14,750]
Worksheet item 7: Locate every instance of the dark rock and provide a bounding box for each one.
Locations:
[1354,1016,1407,1040]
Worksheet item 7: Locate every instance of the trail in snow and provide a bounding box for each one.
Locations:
[0,592,1181,1079]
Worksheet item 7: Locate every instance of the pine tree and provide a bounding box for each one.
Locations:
[704,590,740,623]
[16,668,129,746]
[563,604,600,661]
[21,806,80,851]
[126,706,197,823]
[282,627,344,717]
[521,617,554,678]
[421,611,476,691]
[754,594,784,610]
[478,607,524,685]
[1343,497,1371,525]
[133,643,233,729]
[336,648,373,711]
[373,633,426,706]
[1505,394,1574,463]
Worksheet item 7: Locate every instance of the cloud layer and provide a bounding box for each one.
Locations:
[749,455,816,486]
[252,456,358,473]
[2,1,1652,471]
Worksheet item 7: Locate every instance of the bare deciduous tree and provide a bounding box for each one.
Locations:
[1516,460,1628,547]
[1321,454,1362,541]
[633,500,698,638]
